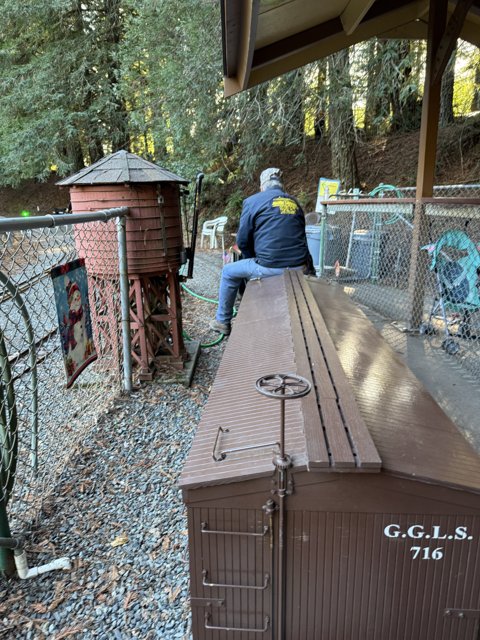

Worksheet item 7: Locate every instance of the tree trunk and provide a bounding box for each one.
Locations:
[440,47,456,126]
[328,48,359,190]
[276,69,304,146]
[314,60,327,139]
[104,0,130,152]
[471,53,480,112]
[64,138,85,172]
[364,39,389,137]
[389,40,422,132]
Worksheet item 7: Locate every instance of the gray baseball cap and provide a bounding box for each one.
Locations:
[260,167,283,189]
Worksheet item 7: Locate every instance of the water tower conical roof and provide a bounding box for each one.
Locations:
[57,150,188,186]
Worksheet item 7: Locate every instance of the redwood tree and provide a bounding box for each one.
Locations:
[328,48,359,190]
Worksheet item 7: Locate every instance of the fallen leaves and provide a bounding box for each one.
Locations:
[165,586,182,604]
[110,533,129,547]
[123,591,138,610]
[161,536,170,551]
[167,585,182,604]
[54,626,85,639]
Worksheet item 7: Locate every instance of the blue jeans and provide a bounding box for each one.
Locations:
[216,258,302,324]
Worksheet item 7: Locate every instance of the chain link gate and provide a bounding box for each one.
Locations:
[0,208,131,575]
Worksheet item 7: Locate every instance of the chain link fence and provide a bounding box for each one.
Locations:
[0,211,129,552]
[312,185,480,381]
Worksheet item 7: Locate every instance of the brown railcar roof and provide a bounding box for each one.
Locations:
[180,272,381,490]
[308,278,480,494]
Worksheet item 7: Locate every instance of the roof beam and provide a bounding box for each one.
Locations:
[223,0,260,97]
[341,0,376,35]
[460,16,480,47]
[432,0,475,85]
[248,0,428,89]
[252,18,342,68]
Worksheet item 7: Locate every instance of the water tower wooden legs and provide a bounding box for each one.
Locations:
[88,276,121,374]
[129,272,186,380]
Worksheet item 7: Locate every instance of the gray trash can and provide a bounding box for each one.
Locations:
[306,225,322,268]
[306,224,342,271]
[350,229,373,279]
[350,228,387,280]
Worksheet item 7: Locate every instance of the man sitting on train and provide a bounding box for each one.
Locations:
[209,167,313,336]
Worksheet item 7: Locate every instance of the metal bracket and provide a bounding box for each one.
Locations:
[202,569,270,591]
[201,522,269,537]
[205,612,270,633]
[191,597,224,608]
[444,609,480,620]
[212,426,279,462]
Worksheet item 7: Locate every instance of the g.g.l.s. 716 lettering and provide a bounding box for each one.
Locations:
[383,523,474,560]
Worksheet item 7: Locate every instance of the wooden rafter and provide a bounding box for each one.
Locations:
[223,0,260,96]
[432,0,475,85]
[341,0,376,35]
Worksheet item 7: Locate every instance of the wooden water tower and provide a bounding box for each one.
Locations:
[57,150,189,380]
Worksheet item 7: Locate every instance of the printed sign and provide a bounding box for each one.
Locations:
[51,258,97,388]
[315,177,340,211]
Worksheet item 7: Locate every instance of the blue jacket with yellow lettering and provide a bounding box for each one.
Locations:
[236,185,310,268]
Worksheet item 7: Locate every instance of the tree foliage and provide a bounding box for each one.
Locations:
[0,1,478,191]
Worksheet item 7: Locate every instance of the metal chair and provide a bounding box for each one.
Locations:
[200,215,228,251]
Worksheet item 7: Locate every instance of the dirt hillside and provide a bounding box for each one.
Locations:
[270,115,480,211]
[0,117,479,218]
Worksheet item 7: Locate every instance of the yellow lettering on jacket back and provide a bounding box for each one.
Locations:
[272,197,299,215]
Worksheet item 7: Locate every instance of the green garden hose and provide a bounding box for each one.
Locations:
[369,183,407,225]
[180,282,237,348]
[181,283,221,306]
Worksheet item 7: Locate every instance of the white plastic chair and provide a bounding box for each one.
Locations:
[200,215,228,251]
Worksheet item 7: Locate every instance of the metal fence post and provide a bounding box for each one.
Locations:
[407,200,430,330]
[318,203,328,276]
[116,216,132,393]
[0,499,14,575]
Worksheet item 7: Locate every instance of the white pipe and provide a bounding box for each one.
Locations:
[14,549,71,579]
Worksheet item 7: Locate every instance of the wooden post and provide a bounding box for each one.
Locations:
[407,0,448,330]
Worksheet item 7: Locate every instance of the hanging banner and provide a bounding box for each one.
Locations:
[51,258,97,388]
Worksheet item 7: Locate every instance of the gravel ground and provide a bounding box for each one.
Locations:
[0,250,226,639]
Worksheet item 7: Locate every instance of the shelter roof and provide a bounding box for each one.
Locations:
[57,150,188,186]
[221,0,480,96]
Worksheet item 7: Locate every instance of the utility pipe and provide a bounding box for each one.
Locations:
[0,500,15,575]
[0,208,129,232]
[0,536,71,579]
[0,536,24,549]
[116,217,132,393]
[186,173,204,279]
[14,549,71,579]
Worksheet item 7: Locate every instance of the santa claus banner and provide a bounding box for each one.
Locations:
[51,258,97,388]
